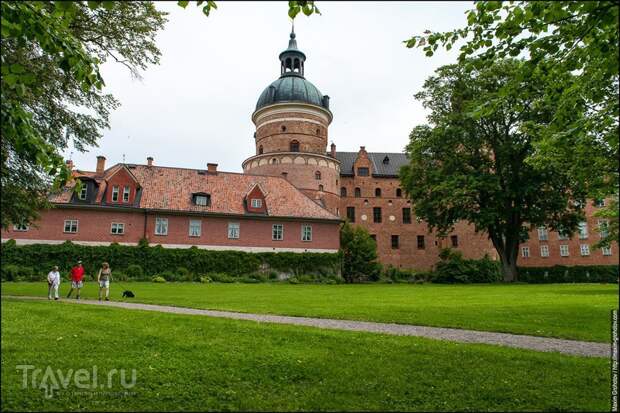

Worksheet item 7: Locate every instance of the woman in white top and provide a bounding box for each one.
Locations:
[47,266,61,300]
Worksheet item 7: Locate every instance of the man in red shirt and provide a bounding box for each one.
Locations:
[66,260,85,299]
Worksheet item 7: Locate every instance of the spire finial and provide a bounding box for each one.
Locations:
[291,21,295,39]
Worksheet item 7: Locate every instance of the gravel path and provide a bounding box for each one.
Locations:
[4,295,610,358]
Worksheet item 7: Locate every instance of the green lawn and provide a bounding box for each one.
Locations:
[0,299,611,412]
[2,282,617,342]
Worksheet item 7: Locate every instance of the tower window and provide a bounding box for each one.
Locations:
[258,145,263,155]
[375,188,381,197]
[281,125,287,132]
[354,187,361,198]
[396,188,402,197]
[340,187,347,197]
[290,140,299,152]
[316,128,320,135]
[315,171,321,180]
[318,184,324,191]
[271,158,277,164]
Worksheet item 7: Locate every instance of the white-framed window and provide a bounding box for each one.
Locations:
[578,222,588,239]
[195,195,209,206]
[228,222,240,239]
[537,227,548,241]
[540,245,549,257]
[580,244,590,256]
[13,223,29,232]
[251,199,262,208]
[155,217,168,235]
[63,219,78,233]
[598,219,610,239]
[602,246,612,256]
[272,224,283,241]
[301,224,312,242]
[123,186,130,202]
[111,185,119,202]
[560,244,570,257]
[594,198,606,207]
[558,230,570,240]
[521,246,530,258]
[110,222,125,235]
[189,219,201,237]
[78,184,87,200]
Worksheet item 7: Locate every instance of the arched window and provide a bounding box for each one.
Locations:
[396,188,402,197]
[340,187,347,197]
[316,128,321,135]
[271,158,277,164]
[290,140,299,152]
[294,58,300,72]
[281,125,287,132]
[354,187,361,198]
[318,184,324,191]
[315,171,321,180]
[285,58,292,72]
[258,145,263,155]
[375,188,382,197]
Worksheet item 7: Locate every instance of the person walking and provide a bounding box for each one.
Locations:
[97,262,112,301]
[66,260,85,299]
[47,266,61,300]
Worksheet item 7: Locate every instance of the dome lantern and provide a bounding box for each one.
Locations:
[279,26,306,77]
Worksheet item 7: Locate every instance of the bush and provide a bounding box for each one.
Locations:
[176,267,193,282]
[518,265,618,283]
[340,221,380,283]
[199,275,212,283]
[0,265,38,281]
[152,276,166,283]
[125,264,143,279]
[208,273,235,283]
[432,249,502,284]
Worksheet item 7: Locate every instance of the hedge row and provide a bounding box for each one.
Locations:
[517,265,619,283]
[0,240,341,279]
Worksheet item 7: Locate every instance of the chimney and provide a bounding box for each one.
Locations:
[330,142,336,157]
[147,156,153,167]
[207,163,218,175]
[281,171,288,180]
[65,159,74,170]
[96,156,106,175]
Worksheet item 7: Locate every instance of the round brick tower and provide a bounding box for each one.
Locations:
[242,29,340,214]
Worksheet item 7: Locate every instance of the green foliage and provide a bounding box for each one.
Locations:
[152,276,166,283]
[518,265,618,284]
[400,59,589,281]
[0,241,341,281]
[207,273,235,283]
[199,275,212,284]
[288,1,320,19]
[432,249,502,284]
[340,221,380,283]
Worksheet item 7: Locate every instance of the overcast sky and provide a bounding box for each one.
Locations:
[65,1,472,172]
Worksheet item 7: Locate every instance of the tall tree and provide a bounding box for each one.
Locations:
[1,1,167,229]
[400,59,588,281]
[404,0,619,248]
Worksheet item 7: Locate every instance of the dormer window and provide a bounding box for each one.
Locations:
[193,193,211,206]
[111,186,119,202]
[383,156,390,164]
[357,167,369,176]
[251,199,262,208]
[123,186,130,202]
[78,184,87,200]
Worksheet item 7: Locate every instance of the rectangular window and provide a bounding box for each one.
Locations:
[357,167,369,176]
[578,222,588,239]
[560,244,570,257]
[537,227,548,241]
[580,244,590,256]
[155,217,168,235]
[602,246,612,256]
[558,230,570,240]
[301,224,312,242]
[13,223,28,232]
[521,246,530,258]
[111,185,119,202]
[391,235,399,249]
[78,185,87,200]
[417,235,425,249]
[540,245,549,257]
[123,186,130,202]
[272,224,283,241]
[402,208,411,224]
[189,219,201,237]
[594,198,606,207]
[228,222,240,239]
[251,199,262,208]
[450,235,458,247]
[346,207,355,222]
[195,195,209,206]
[598,219,609,239]
[110,222,125,235]
[373,207,382,223]
[63,219,78,233]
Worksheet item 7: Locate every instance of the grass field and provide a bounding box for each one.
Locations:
[0,298,612,411]
[2,282,617,342]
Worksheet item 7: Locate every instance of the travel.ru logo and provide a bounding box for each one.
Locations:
[16,365,137,398]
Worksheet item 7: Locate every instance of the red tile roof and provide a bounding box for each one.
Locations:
[51,164,340,221]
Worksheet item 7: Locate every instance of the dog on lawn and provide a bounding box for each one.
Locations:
[122,290,135,298]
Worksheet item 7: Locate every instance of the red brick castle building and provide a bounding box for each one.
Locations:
[2,30,616,269]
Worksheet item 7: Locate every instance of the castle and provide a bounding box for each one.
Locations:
[2,30,616,269]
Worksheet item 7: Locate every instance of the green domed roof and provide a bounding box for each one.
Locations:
[256,76,326,111]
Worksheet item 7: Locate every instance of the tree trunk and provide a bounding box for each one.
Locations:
[499,250,519,282]
[489,231,520,282]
